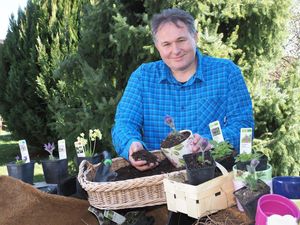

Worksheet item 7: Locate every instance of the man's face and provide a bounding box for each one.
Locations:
[154,21,197,74]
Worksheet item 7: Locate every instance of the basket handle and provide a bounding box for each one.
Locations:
[77,159,92,184]
[215,161,229,176]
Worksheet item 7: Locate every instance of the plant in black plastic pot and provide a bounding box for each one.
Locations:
[41,142,68,184]
[210,140,237,172]
[6,155,35,184]
[233,159,270,222]
[235,151,268,171]
[183,139,216,185]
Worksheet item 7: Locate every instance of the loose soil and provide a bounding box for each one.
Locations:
[184,151,214,170]
[195,206,252,225]
[234,180,271,205]
[114,158,183,181]
[160,130,190,148]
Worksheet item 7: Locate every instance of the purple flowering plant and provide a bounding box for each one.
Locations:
[44,142,56,160]
[164,115,177,134]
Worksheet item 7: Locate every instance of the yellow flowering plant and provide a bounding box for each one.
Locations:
[76,129,102,157]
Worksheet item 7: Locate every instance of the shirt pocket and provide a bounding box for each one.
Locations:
[196,97,226,129]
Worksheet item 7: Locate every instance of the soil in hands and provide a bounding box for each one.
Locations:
[160,131,190,148]
[114,158,183,181]
[131,149,159,165]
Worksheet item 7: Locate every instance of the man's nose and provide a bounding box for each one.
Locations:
[171,43,181,54]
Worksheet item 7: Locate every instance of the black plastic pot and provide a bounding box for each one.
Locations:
[75,154,101,199]
[183,151,216,185]
[6,160,35,184]
[234,179,270,222]
[236,154,268,171]
[41,158,68,184]
[75,154,101,170]
[215,151,237,172]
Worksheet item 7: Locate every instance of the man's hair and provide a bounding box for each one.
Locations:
[151,8,196,42]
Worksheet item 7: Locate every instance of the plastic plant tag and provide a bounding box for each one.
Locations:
[74,141,85,157]
[240,128,252,154]
[58,139,67,160]
[88,206,104,225]
[209,120,224,143]
[18,140,30,163]
[104,210,126,224]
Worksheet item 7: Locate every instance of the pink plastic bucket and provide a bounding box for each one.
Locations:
[255,194,300,225]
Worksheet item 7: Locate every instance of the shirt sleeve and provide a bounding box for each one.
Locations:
[111,66,146,160]
[222,62,254,152]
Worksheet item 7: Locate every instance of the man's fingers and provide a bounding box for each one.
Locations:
[132,159,147,166]
[193,133,200,144]
[135,162,159,171]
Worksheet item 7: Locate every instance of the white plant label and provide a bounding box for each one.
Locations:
[58,139,67,159]
[209,120,224,143]
[104,210,126,225]
[18,140,30,163]
[74,141,85,157]
[240,128,252,154]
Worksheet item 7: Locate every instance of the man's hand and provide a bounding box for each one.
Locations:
[191,133,212,153]
[129,142,159,171]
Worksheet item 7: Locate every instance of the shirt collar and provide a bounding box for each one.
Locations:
[159,48,204,84]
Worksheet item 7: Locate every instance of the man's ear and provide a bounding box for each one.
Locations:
[193,32,198,42]
[154,41,159,50]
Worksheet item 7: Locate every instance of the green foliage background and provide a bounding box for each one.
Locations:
[0,0,299,175]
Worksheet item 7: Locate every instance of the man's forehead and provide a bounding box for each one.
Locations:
[155,21,189,42]
[157,20,187,32]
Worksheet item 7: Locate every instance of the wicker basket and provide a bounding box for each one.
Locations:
[77,150,184,210]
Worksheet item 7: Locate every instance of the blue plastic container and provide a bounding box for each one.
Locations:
[272,176,300,199]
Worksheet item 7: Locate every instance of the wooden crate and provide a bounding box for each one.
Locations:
[163,162,236,219]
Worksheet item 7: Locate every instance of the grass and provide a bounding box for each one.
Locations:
[0,131,44,182]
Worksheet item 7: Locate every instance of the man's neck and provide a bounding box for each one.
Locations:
[172,58,197,82]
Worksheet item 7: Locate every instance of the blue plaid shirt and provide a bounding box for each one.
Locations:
[112,49,254,159]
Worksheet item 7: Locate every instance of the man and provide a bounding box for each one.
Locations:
[112,8,254,171]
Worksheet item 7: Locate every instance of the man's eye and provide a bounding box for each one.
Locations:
[163,43,170,47]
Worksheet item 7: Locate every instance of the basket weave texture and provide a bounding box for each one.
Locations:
[77,150,184,210]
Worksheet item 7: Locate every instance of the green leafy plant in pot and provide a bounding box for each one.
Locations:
[233,159,270,222]
[235,151,268,171]
[41,142,68,184]
[210,140,236,172]
[6,155,35,184]
[183,138,216,185]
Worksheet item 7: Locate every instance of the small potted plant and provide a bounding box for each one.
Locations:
[6,155,35,184]
[75,129,103,169]
[183,141,216,185]
[235,151,268,171]
[41,142,68,184]
[74,129,103,199]
[160,115,193,168]
[210,140,237,171]
[233,159,270,222]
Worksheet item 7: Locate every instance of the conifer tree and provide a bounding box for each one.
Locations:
[0,0,86,146]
